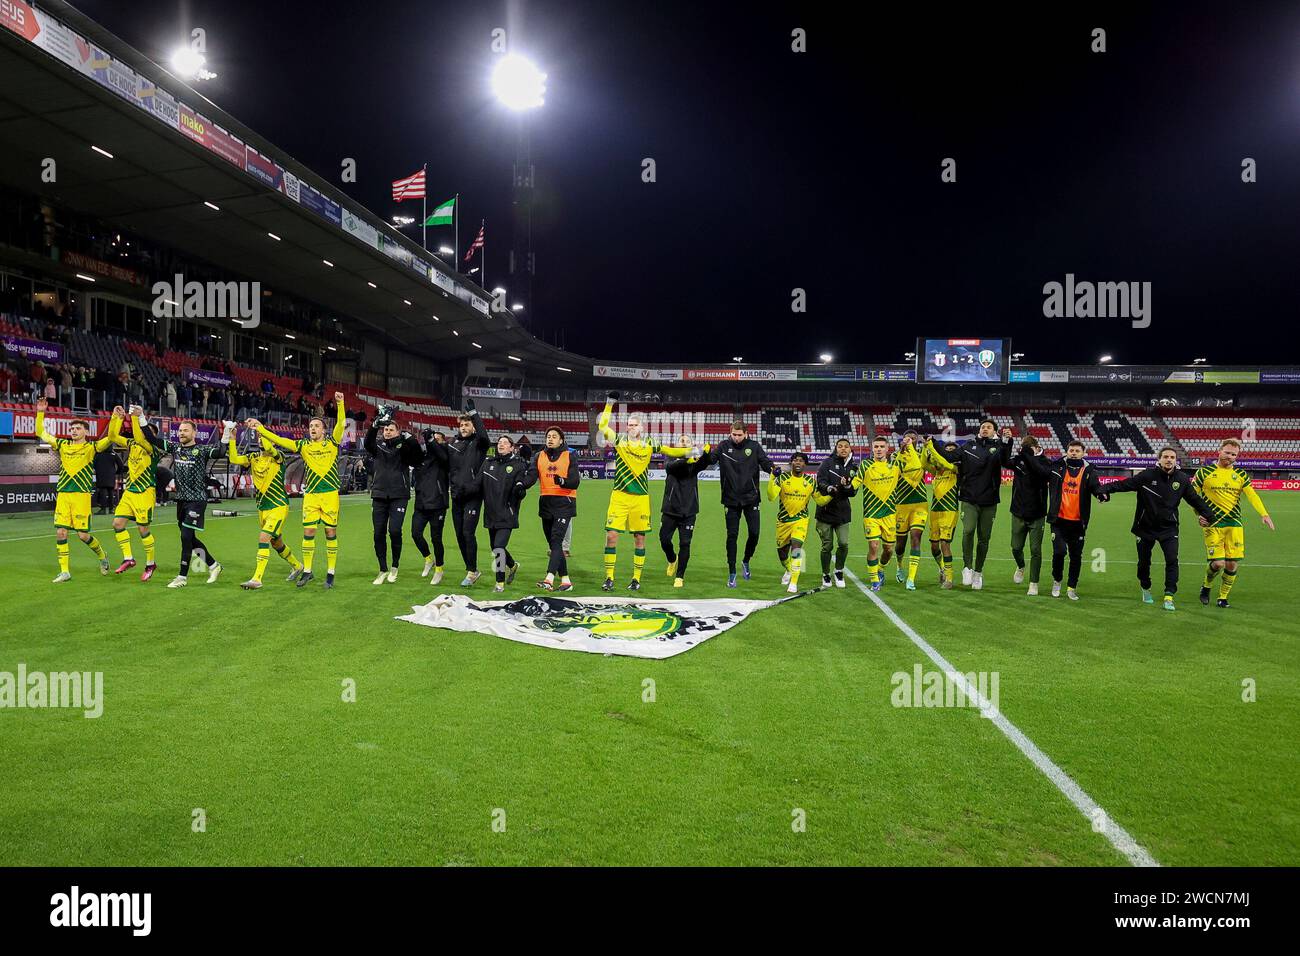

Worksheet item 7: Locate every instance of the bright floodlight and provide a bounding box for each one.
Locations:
[171,47,205,78]
[819,353,833,363]
[438,246,454,256]
[492,54,547,111]
[1099,354,1113,364]
[732,356,743,362]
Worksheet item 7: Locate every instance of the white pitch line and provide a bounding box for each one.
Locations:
[852,553,1300,570]
[843,567,1160,868]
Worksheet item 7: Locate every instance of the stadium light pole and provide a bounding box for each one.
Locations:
[492,53,546,325]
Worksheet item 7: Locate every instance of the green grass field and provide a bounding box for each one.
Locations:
[1,480,1296,866]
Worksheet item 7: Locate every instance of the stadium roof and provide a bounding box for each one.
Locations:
[0,0,592,375]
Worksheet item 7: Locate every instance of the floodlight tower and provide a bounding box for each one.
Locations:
[491,54,546,325]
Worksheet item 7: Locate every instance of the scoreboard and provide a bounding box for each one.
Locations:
[917,338,1010,384]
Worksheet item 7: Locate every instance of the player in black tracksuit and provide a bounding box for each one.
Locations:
[479,436,534,591]
[1001,435,1050,593]
[814,437,857,587]
[447,399,490,585]
[528,427,582,590]
[364,420,423,582]
[412,429,450,584]
[660,445,712,587]
[706,422,776,586]
[1018,440,1109,597]
[1100,447,1215,608]
[932,420,1009,588]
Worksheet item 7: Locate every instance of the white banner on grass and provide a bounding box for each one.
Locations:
[398,593,804,658]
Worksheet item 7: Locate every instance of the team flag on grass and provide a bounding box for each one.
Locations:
[424,196,455,226]
[399,593,807,658]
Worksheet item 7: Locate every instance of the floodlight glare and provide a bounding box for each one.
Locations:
[492,54,547,111]
[171,47,205,78]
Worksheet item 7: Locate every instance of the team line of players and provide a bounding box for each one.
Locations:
[35,396,1275,608]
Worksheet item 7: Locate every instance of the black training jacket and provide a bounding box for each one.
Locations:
[479,452,534,530]
[447,410,490,500]
[813,453,857,527]
[1000,443,1049,521]
[413,437,450,512]
[1018,453,1108,529]
[364,426,423,499]
[1103,466,1214,540]
[707,438,775,507]
[661,456,713,519]
[935,435,1007,507]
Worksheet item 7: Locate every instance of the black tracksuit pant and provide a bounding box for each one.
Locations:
[724,504,760,573]
[452,496,482,572]
[1136,535,1181,596]
[659,513,695,578]
[1050,518,1085,587]
[490,527,516,582]
[371,497,407,571]
[411,508,446,566]
[541,515,571,577]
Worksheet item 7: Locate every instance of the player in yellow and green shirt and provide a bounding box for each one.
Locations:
[853,436,903,592]
[35,397,114,582]
[1193,438,1275,608]
[922,437,960,589]
[891,430,929,590]
[256,392,346,589]
[231,423,303,590]
[766,452,826,593]
[106,405,163,581]
[596,391,691,591]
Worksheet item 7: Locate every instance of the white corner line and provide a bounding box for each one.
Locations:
[843,567,1160,868]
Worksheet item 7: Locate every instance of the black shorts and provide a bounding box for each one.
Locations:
[177,499,207,532]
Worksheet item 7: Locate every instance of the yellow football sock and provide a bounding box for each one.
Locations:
[254,544,270,582]
[114,529,133,561]
[908,548,921,582]
[603,546,616,581]
[1219,570,1237,600]
[142,533,155,564]
[57,541,70,573]
[943,556,953,579]
[302,537,316,572]
[633,547,646,581]
[325,537,338,573]
[84,535,105,559]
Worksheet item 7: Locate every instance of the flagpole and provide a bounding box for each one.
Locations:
[481,218,486,289]
[421,164,428,252]
[454,193,459,274]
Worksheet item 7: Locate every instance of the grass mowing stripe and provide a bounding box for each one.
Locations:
[843,566,1161,868]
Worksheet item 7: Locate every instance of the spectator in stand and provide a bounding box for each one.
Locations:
[261,378,274,396]
[200,387,211,419]
[30,360,46,387]
[163,379,178,416]
[43,377,56,402]
[59,364,73,391]
[0,360,17,397]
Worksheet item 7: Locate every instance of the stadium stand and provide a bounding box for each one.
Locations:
[1164,409,1300,461]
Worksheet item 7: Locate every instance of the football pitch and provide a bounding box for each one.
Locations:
[1,481,1296,867]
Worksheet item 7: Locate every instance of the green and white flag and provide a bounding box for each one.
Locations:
[424,196,455,226]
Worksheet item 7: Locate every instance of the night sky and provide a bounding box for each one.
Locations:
[72,0,1300,367]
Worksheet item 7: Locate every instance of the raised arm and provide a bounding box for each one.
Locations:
[107,409,128,448]
[227,437,251,468]
[255,422,298,453]
[363,425,379,456]
[332,392,346,444]
[34,399,57,445]
[128,410,154,453]
[596,393,618,445]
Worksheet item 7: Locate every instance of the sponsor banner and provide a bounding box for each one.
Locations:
[462,385,521,400]
[858,367,917,382]
[412,257,430,279]
[431,269,455,293]
[0,0,40,43]
[341,207,379,249]
[2,335,63,363]
[594,365,643,380]
[1251,479,1300,491]
[1201,370,1260,384]
[470,294,489,315]
[178,104,244,168]
[1163,370,1198,384]
[184,368,233,389]
[281,169,300,202]
[1261,370,1300,384]
[379,234,413,268]
[13,411,108,439]
[1010,369,1070,384]
[399,593,806,659]
[0,475,57,514]
[684,368,739,381]
[31,8,95,77]
[87,44,142,108]
[244,146,284,190]
[299,181,341,225]
[796,367,857,381]
[137,80,179,130]
[1064,369,1172,385]
[1184,457,1300,471]
[60,250,145,286]
[738,368,798,381]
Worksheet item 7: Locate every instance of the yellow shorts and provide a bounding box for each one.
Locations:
[1203,526,1244,561]
[259,506,289,538]
[114,489,155,526]
[302,491,339,528]
[605,489,652,534]
[929,510,958,542]
[862,515,894,540]
[776,517,810,548]
[54,492,92,532]
[895,502,928,535]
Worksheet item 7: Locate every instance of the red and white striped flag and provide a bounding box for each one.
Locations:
[391,167,426,202]
[464,223,484,262]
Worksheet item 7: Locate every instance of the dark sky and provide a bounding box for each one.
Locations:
[73,0,1300,367]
